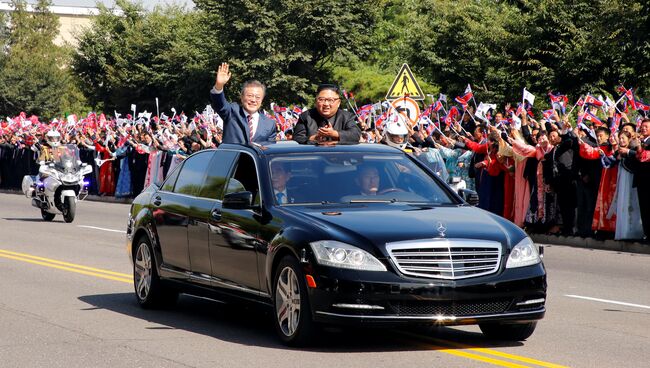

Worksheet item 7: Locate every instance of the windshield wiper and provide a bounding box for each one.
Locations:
[348,199,393,203]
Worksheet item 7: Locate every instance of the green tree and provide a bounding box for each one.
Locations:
[0,0,86,117]
[194,0,380,104]
[73,0,221,113]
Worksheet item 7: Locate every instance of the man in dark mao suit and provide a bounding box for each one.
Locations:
[292,84,361,144]
[210,62,276,144]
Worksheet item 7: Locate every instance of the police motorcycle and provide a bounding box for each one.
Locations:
[21,131,92,223]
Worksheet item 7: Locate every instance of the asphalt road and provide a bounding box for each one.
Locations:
[0,192,648,368]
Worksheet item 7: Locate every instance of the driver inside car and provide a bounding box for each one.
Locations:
[356,165,381,196]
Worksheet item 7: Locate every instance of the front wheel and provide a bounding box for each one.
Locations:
[41,209,55,221]
[272,256,318,346]
[479,321,538,341]
[63,196,76,223]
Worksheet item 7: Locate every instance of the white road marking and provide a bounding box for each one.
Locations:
[565,294,650,310]
[77,225,126,234]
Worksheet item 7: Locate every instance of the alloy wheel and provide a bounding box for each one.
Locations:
[134,242,152,301]
[275,266,301,337]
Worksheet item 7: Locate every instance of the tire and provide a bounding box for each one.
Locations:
[41,209,55,221]
[133,236,178,309]
[479,321,538,341]
[63,196,76,223]
[272,255,318,346]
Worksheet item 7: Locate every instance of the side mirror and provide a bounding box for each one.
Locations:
[223,191,254,210]
[458,189,479,206]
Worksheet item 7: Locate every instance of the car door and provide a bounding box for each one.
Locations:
[186,150,238,285]
[153,151,212,275]
[209,151,264,295]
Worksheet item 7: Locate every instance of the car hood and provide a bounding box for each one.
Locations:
[282,203,517,254]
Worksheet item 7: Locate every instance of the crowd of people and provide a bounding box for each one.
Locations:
[1,64,648,242]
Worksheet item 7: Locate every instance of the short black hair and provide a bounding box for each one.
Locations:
[620,123,636,131]
[316,83,340,94]
[595,126,610,136]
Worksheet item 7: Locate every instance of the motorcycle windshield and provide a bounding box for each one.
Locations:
[53,145,81,173]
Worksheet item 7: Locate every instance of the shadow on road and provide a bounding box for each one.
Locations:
[78,292,524,352]
[2,217,60,222]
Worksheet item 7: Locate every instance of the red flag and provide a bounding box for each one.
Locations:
[455,92,473,108]
[584,95,604,107]
[444,106,460,126]
[625,89,637,110]
[635,100,650,112]
[432,100,444,112]
[583,112,603,126]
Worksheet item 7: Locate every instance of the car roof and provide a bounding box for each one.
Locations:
[217,142,403,156]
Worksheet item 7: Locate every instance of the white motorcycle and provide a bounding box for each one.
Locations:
[22,145,92,223]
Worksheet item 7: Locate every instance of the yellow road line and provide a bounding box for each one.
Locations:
[0,249,131,278]
[434,347,533,368]
[401,331,569,368]
[427,336,569,368]
[0,250,131,284]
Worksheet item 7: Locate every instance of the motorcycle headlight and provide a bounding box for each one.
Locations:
[506,237,541,268]
[310,240,386,271]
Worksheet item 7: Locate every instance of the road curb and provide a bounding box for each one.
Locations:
[530,234,650,255]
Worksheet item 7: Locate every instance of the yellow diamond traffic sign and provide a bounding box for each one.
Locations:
[386,63,425,100]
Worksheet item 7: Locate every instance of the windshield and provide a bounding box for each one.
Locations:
[52,145,81,173]
[268,152,457,205]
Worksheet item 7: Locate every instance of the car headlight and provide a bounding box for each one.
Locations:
[309,240,386,271]
[506,237,541,268]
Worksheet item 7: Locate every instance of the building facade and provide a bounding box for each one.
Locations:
[0,2,99,47]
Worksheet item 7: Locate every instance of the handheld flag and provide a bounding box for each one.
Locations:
[523,88,535,106]
[584,95,604,108]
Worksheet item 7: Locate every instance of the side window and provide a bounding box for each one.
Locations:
[173,151,213,196]
[224,153,260,203]
[198,150,238,199]
[161,162,182,192]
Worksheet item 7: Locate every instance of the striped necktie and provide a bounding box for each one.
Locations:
[247,114,254,140]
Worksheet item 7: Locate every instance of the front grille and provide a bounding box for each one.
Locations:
[389,300,511,316]
[386,239,502,280]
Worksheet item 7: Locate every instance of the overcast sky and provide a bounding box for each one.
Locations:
[35,0,194,10]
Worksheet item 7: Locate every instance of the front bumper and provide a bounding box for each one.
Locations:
[307,263,546,325]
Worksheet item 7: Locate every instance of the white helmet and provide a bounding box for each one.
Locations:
[383,120,408,150]
[46,130,61,147]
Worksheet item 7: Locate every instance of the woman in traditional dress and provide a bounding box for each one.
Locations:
[509,130,558,232]
[578,127,618,234]
[609,131,643,240]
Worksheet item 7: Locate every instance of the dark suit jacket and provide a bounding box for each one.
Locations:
[210,90,277,144]
[292,108,361,144]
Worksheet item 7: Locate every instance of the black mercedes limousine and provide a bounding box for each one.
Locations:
[127,142,546,345]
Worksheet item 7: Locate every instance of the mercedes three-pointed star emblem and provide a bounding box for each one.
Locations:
[436,221,447,237]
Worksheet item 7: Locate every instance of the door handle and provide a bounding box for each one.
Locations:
[153,196,162,206]
[211,209,222,220]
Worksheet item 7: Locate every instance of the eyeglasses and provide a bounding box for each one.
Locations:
[244,94,263,101]
[316,97,340,104]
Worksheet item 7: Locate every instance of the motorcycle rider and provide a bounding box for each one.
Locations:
[36,130,61,181]
[381,119,411,151]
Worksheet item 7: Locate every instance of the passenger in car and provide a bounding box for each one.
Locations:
[355,165,380,196]
[271,162,294,204]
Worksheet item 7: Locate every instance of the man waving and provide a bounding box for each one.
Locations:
[210,62,277,144]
